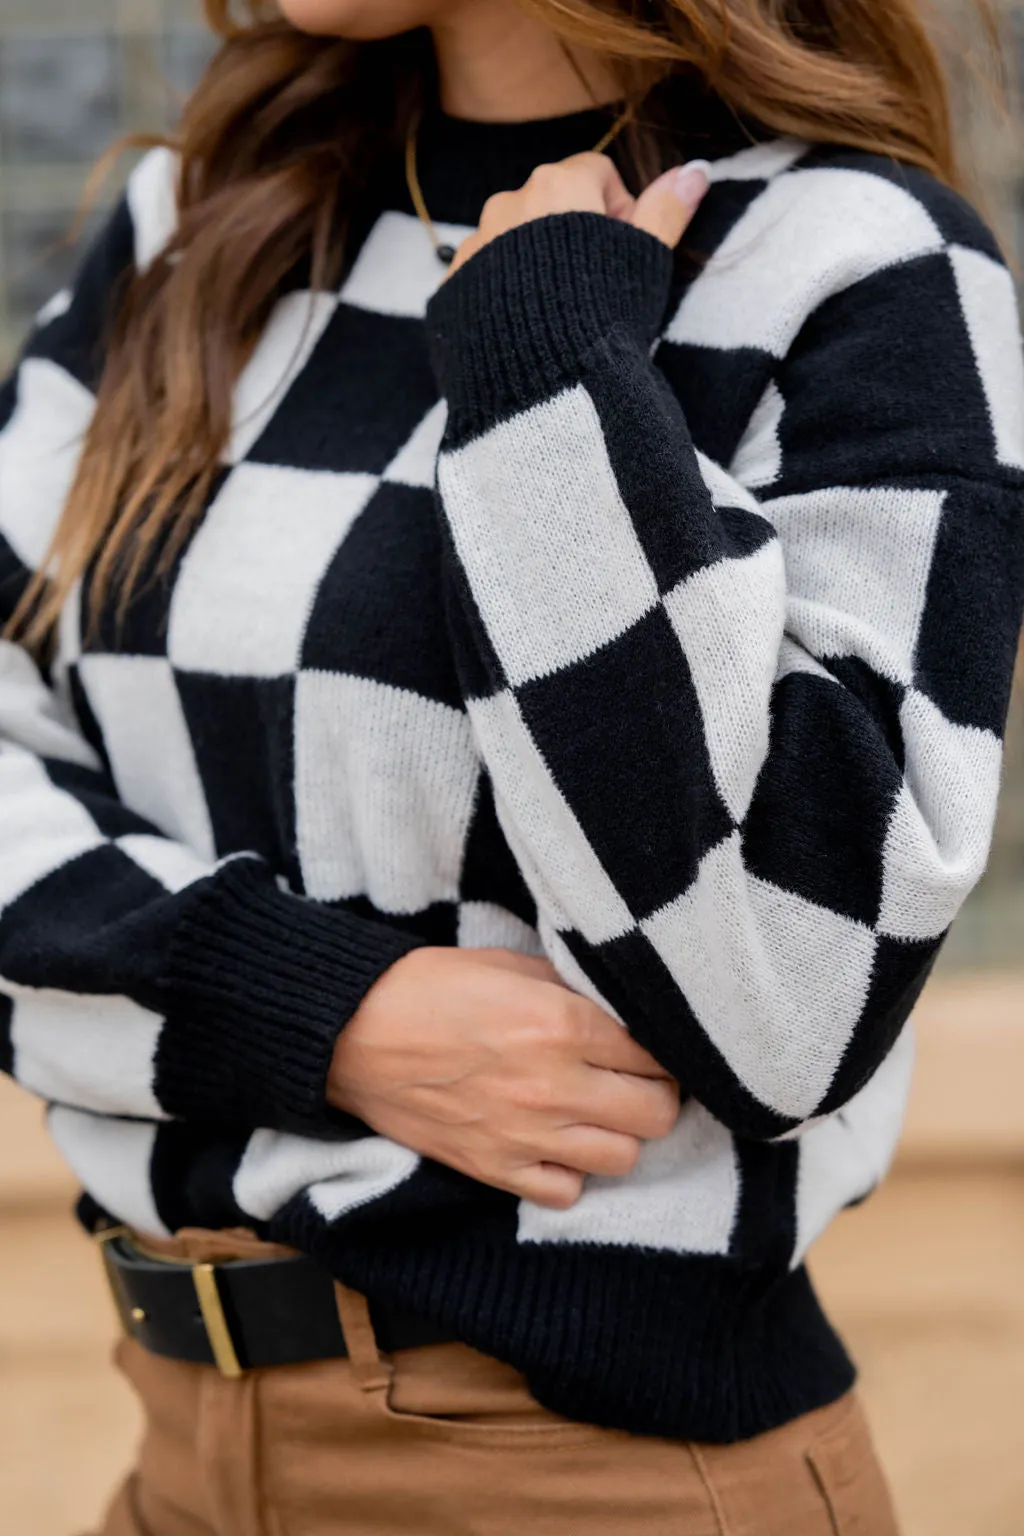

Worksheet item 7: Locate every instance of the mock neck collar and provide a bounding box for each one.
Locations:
[386,73,759,228]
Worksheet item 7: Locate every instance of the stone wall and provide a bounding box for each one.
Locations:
[0,0,211,361]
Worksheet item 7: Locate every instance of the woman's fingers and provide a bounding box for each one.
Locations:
[557,151,636,220]
[511,1162,585,1210]
[507,1124,653,1209]
[631,159,711,247]
[447,151,708,276]
[569,1066,680,1141]
[448,152,637,275]
[573,998,673,1079]
[542,1124,644,1178]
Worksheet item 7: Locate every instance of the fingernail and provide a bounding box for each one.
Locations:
[673,159,712,208]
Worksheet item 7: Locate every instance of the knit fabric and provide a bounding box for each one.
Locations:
[1,101,1023,1442]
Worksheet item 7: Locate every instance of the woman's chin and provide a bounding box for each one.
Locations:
[276,0,445,40]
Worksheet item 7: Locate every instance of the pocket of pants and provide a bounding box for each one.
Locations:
[805,1399,901,1536]
[377,1341,614,1448]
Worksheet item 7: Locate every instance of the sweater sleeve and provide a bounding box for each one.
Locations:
[425,199,1024,1141]
[0,165,424,1137]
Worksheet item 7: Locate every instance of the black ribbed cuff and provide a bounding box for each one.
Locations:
[426,212,674,440]
[156,858,426,1137]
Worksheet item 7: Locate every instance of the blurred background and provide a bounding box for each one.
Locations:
[0,2,1022,1532]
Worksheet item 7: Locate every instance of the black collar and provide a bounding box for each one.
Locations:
[388,73,763,227]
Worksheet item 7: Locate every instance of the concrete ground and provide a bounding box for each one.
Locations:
[2,976,1023,1533]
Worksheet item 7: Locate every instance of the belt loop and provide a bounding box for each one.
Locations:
[335,1282,391,1393]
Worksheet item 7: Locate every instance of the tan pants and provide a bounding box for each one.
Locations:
[96,1228,899,1536]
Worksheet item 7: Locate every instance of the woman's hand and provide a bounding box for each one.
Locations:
[448,153,710,276]
[328,947,680,1210]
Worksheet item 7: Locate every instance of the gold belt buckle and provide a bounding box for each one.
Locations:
[94,1224,135,1336]
[192,1262,244,1379]
[94,1224,243,1379]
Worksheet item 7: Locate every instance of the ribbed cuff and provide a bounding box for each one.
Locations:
[156,858,426,1137]
[426,212,674,439]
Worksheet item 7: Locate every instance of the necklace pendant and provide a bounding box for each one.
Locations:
[436,243,456,267]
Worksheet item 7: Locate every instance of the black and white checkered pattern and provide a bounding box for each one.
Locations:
[1,131,1022,1440]
[430,140,1024,1151]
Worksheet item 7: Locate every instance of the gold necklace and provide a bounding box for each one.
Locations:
[405,100,637,266]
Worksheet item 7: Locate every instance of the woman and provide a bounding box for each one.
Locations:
[1,0,1021,1529]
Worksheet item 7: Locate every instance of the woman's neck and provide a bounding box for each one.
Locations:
[431,0,620,121]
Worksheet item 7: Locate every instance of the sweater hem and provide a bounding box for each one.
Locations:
[284,1202,854,1444]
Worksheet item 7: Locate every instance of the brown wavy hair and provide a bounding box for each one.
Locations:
[9,0,994,646]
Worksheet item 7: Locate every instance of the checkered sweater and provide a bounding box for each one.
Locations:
[2,103,1023,1443]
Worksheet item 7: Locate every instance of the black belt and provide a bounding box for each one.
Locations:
[95,1227,458,1378]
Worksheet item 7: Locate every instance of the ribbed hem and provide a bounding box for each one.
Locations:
[426,212,674,440]
[284,1195,854,1443]
[156,858,426,1136]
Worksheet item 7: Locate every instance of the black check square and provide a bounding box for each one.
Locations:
[248,303,440,476]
